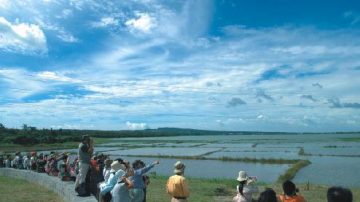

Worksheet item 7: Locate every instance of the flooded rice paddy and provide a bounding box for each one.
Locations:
[54,133,360,186]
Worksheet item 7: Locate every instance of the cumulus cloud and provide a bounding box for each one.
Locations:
[125,12,156,33]
[227,97,246,107]
[328,98,360,109]
[126,121,149,130]
[0,17,47,54]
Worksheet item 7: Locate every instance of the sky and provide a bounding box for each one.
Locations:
[0,0,360,132]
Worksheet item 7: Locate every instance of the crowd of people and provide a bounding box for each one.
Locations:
[0,135,355,202]
[232,170,353,202]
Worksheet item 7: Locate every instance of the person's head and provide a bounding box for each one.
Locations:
[174,161,185,175]
[81,135,90,143]
[237,171,249,182]
[327,186,353,202]
[258,188,277,202]
[104,159,113,169]
[132,160,145,170]
[110,161,126,173]
[282,180,297,196]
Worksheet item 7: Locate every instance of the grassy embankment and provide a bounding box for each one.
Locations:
[146,175,360,202]
[0,175,63,202]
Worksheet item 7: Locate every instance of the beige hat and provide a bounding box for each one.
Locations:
[110,161,126,173]
[237,171,249,181]
[174,161,185,174]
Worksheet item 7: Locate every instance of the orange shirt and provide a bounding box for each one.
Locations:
[278,194,306,202]
[166,175,189,198]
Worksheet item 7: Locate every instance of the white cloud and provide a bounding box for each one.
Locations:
[126,121,149,130]
[56,30,78,43]
[0,17,47,54]
[0,0,10,9]
[37,71,79,83]
[125,12,156,33]
[0,68,46,99]
[92,17,119,28]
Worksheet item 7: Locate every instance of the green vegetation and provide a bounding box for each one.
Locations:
[277,160,311,182]
[0,175,63,202]
[298,147,360,157]
[339,137,360,142]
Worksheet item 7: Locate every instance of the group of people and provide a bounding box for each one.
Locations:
[74,135,189,202]
[232,170,353,202]
[0,135,355,202]
[0,150,77,181]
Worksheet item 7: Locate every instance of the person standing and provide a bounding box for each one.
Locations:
[75,135,93,196]
[166,161,189,202]
[129,160,159,202]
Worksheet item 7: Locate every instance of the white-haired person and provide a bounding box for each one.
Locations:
[233,170,259,202]
[166,161,189,202]
[111,161,134,202]
[99,161,127,202]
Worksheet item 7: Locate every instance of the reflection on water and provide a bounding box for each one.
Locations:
[111,156,290,183]
[294,156,360,187]
[57,133,360,186]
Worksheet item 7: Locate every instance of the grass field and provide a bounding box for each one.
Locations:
[0,172,358,202]
[0,175,63,202]
[146,175,360,202]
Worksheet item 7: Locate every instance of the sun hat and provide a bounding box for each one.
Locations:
[174,161,186,174]
[110,161,126,173]
[237,171,249,181]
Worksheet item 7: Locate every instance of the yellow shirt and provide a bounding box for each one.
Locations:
[166,175,189,198]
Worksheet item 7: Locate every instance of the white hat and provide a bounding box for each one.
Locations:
[237,171,249,181]
[174,161,185,174]
[110,161,126,173]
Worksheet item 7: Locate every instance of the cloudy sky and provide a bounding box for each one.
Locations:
[0,0,360,132]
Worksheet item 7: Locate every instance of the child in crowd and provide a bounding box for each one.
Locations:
[278,180,306,202]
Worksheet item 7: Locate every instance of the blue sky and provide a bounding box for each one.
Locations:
[0,0,360,132]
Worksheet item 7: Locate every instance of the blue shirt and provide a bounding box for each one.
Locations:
[100,169,126,195]
[130,163,155,189]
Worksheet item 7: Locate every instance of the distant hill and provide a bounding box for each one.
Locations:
[0,123,358,146]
